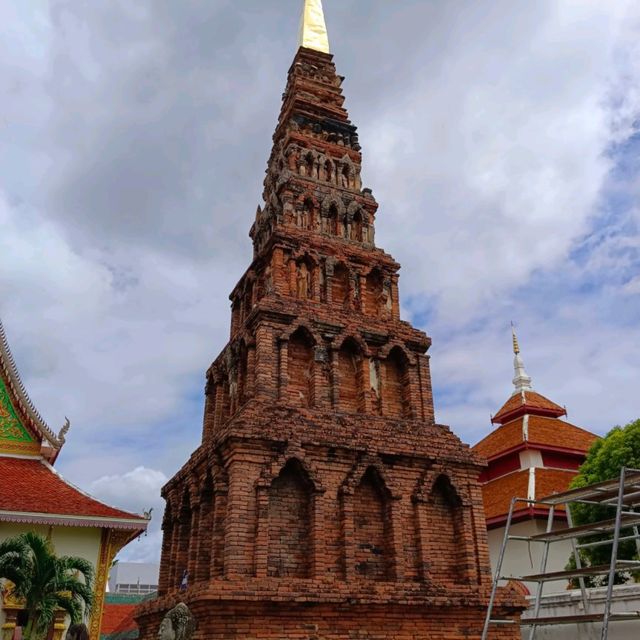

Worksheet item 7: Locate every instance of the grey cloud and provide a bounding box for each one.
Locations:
[2,1,640,563]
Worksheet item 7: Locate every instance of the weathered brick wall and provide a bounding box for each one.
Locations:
[139,598,523,640]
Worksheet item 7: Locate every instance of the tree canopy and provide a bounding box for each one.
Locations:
[0,532,94,640]
[569,417,640,579]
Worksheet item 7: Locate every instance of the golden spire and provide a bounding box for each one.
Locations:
[511,322,520,355]
[298,0,331,54]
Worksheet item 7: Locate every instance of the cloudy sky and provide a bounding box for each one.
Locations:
[2,0,639,562]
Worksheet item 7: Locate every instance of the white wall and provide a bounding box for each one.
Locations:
[0,523,102,631]
[521,584,640,640]
[488,519,575,594]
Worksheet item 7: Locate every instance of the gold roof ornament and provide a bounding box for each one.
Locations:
[298,0,330,54]
[511,321,520,355]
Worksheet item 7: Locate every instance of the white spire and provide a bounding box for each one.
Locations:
[298,0,331,54]
[511,323,533,396]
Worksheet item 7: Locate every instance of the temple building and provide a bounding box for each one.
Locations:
[0,320,149,640]
[472,328,599,591]
[136,1,523,638]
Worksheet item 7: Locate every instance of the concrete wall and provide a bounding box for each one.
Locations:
[0,523,102,632]
[488,519,575,593]
[108,562,159,593]
[521,584,640,639]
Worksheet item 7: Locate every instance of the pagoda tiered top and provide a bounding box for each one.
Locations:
[473,328,598,527]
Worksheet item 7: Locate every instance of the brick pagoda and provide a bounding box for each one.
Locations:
[137,2,523,637]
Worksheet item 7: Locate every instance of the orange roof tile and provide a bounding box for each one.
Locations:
[100,603,138,636]
[473,420,524,460]
[482,468,578,521]
[492,390,566,424]
[473,415,598,460]
[527,415,598,453]
[482,470,530,520]
[0,457,148,530]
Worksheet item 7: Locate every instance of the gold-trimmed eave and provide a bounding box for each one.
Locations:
[0,440,41,457]
[0,319,65,455]
[0,510,148,533]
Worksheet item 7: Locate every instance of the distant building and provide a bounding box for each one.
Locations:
[473,328,599,591]
[108,563,159,595]
[0,320,149,640]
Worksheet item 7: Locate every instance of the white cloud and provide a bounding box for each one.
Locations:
[1,2,639,566]
[90,466,167,562]
[362,0,640,322]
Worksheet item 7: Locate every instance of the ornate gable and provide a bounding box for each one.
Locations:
[0,377,39,455]
[0,320,66,461]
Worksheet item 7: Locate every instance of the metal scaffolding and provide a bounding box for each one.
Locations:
[482,467,640,640]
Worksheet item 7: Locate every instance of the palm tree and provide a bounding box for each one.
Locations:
[0,532,94,640]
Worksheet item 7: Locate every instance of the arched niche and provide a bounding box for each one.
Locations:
[429,475,467,585]
[364,268,384,317]
[353,467,393,581]
[382,347,411,418]
[267,459,314,578]
[195,472,214,583]
[287,327,316,408]
[352,209,363,242]
[332,263,350,308]
[337,338,364,413]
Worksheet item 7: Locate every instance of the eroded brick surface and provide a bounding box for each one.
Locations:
[136,46,524,639]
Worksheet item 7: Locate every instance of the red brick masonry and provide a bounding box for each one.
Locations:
[136,46,524,639]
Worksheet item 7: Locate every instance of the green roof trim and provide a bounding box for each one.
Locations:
[0,378,34,444]
[100,631,139,640]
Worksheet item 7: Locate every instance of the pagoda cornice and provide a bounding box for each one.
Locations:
[213,404,476,463]
[227,301,429,350]
[284,131,361,160]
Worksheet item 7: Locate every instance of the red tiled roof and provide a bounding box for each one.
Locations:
[0,457,147,529]
[482,469,529,520]
[100,602,138,636]
[473,415,598,460]
[492,390,566,424]
[482,468,577,521]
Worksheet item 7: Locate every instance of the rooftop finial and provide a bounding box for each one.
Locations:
[298,0,330,54]
[511,321,520,355]
[510,323,533,395]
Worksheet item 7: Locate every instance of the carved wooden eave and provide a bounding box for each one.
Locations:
[0,319,66,460]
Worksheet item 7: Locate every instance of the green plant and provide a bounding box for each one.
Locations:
[567,418,640,585]
[0,532,94,640]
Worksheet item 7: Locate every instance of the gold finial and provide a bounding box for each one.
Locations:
[298,0,330,54]
[511,322,520,355]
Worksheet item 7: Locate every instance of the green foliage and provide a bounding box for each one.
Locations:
[0,532,94,640]
[568,418,640,580]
